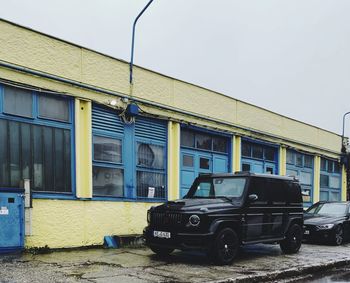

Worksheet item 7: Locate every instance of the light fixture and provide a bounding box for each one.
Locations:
[109,99,117,106]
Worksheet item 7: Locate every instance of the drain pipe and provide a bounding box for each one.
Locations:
[129,0,154,86]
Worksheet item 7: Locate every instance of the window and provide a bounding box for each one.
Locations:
[265,148,275,161]
[183,155,194,167]
[269,179,286,204]
[180,128,229,154]
[286,150,314,205]
[248,177,268,205]
[92,105,168,200]
[242,163,251,172]
[242,143,251,157]
[93,136,122,163]
[241,141,276,161]
[0,85,73,194]
[196,133,212,150]
[39,95,69,122]
[3,86,33,118]
[252,145,263,159]
[200,157,210,170]
[320,158,341,201]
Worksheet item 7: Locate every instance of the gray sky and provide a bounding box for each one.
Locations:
[1,0,350,136]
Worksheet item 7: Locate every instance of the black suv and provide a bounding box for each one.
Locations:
[144,172,304,265]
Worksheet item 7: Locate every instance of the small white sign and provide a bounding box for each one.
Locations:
[0,208,9,215]
[148,187,155,198]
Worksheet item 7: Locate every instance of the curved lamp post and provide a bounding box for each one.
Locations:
[129,0,154,85]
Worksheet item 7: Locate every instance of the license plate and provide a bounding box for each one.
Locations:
[153,230,171,239]
[304,230,310,235]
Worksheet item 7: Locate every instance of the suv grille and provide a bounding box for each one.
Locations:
[151,212,184,227]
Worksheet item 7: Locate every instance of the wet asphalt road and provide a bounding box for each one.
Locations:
[0,243,350,283]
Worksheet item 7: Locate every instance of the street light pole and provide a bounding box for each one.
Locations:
[129,0,154,86]
[341,111,350,153]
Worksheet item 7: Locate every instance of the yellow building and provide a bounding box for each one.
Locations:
[0,19,347,249]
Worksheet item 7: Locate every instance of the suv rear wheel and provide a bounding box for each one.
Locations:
[209,228,239,265]
[280,224,302,254]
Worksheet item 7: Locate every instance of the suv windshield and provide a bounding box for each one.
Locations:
[187,177,247,199]
[307,202,347,216]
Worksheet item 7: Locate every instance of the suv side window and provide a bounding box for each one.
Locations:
[269,179,287,205]
[248,177,268,205]
[287,182,302,204]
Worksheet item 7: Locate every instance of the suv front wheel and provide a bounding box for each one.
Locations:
[209,228,239,265]
[280,224,302,254]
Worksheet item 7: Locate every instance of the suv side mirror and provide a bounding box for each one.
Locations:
[248,194,258,202]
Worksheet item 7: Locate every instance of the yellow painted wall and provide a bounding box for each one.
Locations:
[167,121,180,200]
[342,165,347,201]
[233,136,241,172]
[0,19,342,156]
[25,199,159,248]
[313,156,321,203]
[279,146,287,176]
[75,99,92,198]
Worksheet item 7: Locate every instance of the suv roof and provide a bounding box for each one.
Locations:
[198,172,298,182]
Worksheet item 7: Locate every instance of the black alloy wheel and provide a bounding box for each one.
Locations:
[210,228,239,265]
[280,224,302,254]
[333,225,344,246]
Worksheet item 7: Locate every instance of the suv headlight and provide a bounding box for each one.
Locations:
[316,224,334,230]
[147,210,151,224]
[189,215,200,227]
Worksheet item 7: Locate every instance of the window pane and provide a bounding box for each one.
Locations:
[213,136,228,153]
[136,171,165,198]
[286,169,298,177]
[33,126,43,190]
[63,130,71,192]
[181,129,194,148]
[329,176,340,189]
[54,129,64,192]
[286,150,294,164]
[252,145,263,159]
[320,174,329,188]
[334,162,340,173]
[9,121,20,187]
[301,187,311,202]
[321,158,327,171]
[3,86,33,118]
[296,153,303,167]
[242,163,251,172]
[93,136,122,163]
[196,133,212,150]
[93,166,124,197]
[39,95,69,122]
[300,171,312,185]
[21,123,31,180]
[320,191,328,201]
[0,119,9,186]
[242,142,251,157]
[137,143,164,169]
[304,155,313,168]
[183,155,194,167]
[330,192,340,201]
[200,157,210,169]
[327,161,333,173]
[43,127,53,191]
[265,148,275,161]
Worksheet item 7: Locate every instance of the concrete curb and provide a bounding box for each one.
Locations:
[213,259,350,283]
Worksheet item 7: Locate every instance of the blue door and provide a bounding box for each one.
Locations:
[180,150,229,197]
[0,188,25,253]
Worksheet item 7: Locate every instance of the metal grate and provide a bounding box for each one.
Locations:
[151,212,184,227]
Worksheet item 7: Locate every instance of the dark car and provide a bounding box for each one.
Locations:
[303,201,350,245]
[143,172,304,265]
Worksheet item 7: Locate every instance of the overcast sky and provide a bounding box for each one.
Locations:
[1,0,350,136]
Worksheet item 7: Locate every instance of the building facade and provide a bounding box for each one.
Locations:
[0,19,347,249]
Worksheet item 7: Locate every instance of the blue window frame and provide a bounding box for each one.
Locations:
[241,139,278,175]
[0,84,75,198]
[92,104,167,201]
[320,157,341,201]
[286,150,314,206]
